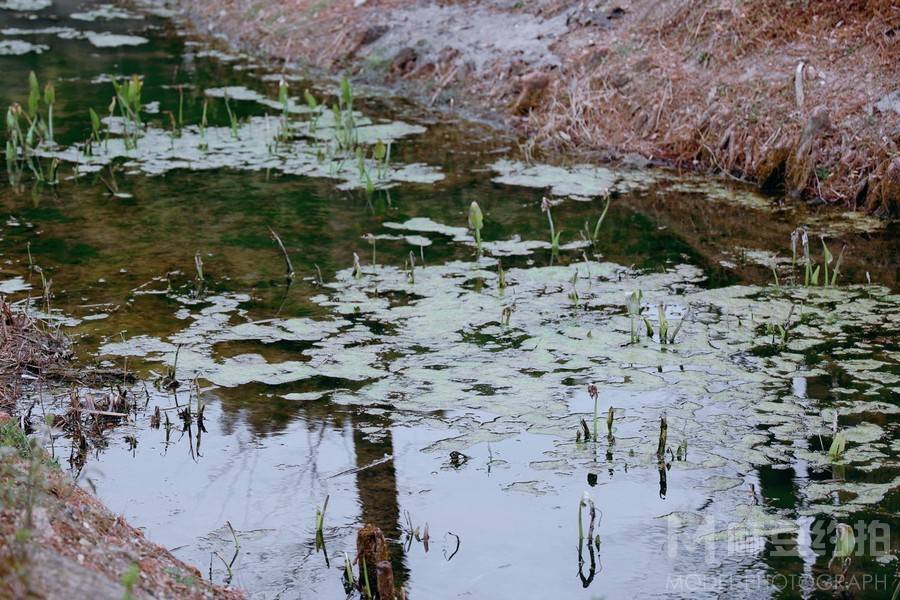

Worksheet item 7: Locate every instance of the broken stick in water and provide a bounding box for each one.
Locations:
[268,226,295,282]
[656,415,667,458]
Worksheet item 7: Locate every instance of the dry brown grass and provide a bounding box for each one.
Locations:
[530,0,900,213]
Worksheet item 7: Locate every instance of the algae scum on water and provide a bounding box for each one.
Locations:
[1,2,899,598]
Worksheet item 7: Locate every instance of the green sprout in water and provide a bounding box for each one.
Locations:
[105,96,116,150]
[199,99,209,151]
[799,228,818,285]
[5,105,24,184]
[6,73,61,184]
[625,290,643,344]
[113,75,143,124]
[277,78,290,143]
[821,237,845,287]
[332,76,358,152]
[27,71,40,121]
[212,521,241,585]
[315,495,329,551]
[89,107,102,145]
[361,556,372,599]
[352,252,362,279]
[223,93,239,139]
[372,139,391,180]
[42,81,54,144]
[583,193,610,244]
[541,196,562,253]
[568,269,580,306]
[46,158,59,186]
[194,252,204,284]
[623,296,688,346]
[792,227,846,287]
[765,322,789,346]
[832,523,856,562]
[764,303,795,347]
[468,201,484,255]
[165,85,185,139]
[356,146,375,194]
[657,303,669,344]
[828,430,846,461]
[304,88,320,134]
[676,439,688,461]
[6,104,37,183]
[342,551,356,592]
[177,84,184,134]
[111,75,144,149]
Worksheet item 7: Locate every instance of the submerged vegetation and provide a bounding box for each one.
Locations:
[790,227,846,287]
[315,495,329,552]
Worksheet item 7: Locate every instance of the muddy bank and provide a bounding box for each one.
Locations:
[0,302,243,600]
[175,0,899,216]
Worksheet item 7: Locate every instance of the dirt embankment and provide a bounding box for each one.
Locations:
[0,301,243,600]
[176,0,900,215]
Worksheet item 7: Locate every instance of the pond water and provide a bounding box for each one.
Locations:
[2,2,899,599]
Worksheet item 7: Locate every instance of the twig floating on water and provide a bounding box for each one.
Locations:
[444,532,461,561]
[328,454,393,479]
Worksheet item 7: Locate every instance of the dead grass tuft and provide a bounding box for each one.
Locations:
[529,0,900,213]
[0,299,70,411]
